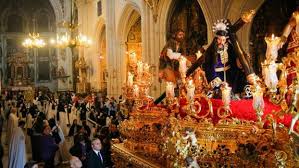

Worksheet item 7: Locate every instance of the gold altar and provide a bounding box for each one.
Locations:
[7,52,31,86]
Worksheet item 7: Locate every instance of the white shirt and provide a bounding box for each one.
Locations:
[93,149,103,163]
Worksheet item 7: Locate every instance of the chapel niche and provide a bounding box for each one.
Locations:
[7,52,30,86]
[249,0,297,75]
[167,0,207,55]
[126,16,142,60]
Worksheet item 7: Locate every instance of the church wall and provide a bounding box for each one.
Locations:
[0,0,68,92]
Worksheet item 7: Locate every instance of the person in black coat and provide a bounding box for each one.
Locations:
[68,119,79,137]
[79,102,88,120]
[87,138,106,168]
[70,135,91,168]
[40,125,59,168]
[82,120,91,137]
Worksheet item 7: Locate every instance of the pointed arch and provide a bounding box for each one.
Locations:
[49,0,64,22]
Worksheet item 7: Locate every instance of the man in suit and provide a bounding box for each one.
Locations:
[87,138,105,168]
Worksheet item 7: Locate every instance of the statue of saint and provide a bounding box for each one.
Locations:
[159,29,187,83]
[202,19,257,95]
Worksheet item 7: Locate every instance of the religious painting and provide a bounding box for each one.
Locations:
[249,0,297,75]
[167,0,207,55]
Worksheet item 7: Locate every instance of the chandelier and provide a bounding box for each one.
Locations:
[22,32,46,48]
[49,0,92,49]
[50,31,92,48]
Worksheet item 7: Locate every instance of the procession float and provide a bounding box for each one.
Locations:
[112,10,299,168]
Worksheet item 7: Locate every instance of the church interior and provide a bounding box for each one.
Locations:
[0,0,299,167]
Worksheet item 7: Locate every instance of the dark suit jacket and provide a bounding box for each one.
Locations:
[87,150,105,168]
[40,135,59,161]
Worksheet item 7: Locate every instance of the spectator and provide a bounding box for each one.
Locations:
[68,119,79,137]
[70,135,91,167]
[24,161,38,168]
[40,125,59,168]
[87,138,106,168]
[70,156,83,168]
[82,120,91,138]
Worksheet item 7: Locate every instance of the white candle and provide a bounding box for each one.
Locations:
[187,80,195,100]
[221,83,231,106]
[179,57,187,76]
[262,61,278,92]
[166,82,175,98]
[137,61,143,75]
[127,72,133,87]
[265,34,281,62]
[133,84,139,98]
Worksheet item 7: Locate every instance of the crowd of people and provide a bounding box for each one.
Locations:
[0,90,125,168]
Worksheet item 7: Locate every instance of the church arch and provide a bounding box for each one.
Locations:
[95,16,107,93]
[117,4,142,70]
[34,8,56,32]
[166,0,208,55]
[158,0,212,50]
[49,0,64,22]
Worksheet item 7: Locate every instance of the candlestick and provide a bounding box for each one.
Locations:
[252,84,264,127]
[265,34,281,62]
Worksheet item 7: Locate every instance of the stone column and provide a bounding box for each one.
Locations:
[106,0,117,97]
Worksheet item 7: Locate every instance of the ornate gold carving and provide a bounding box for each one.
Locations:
[7,52,30,86]
[75,56,89,93]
